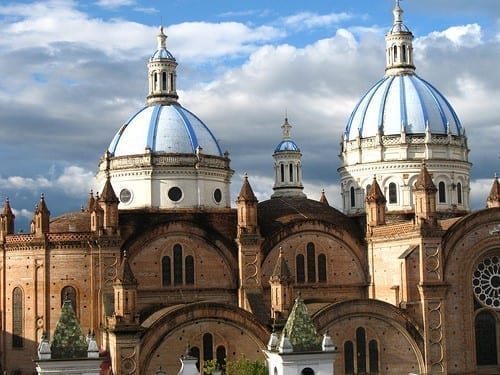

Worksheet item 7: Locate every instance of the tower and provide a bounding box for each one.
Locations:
[269,247,293,321]
[0,198,15,241]
[414,162,438,226]
[366,176,386,227]
[236,175,264,315]
[33,194,50,237]
[272,117,306,198]
[339,0,471,218]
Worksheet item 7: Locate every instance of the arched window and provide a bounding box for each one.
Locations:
[307,243,316,283]
[393,45,398,61]
[173,244,183,285]
[185,255,194,285]
[296,254,305,283]
[162,256,171,286]
[457,182,463,204]
[289,164,294,182]
[356,327,367,374]
[12,287,23,348]
[475,311,497,365]
[318,254,327,282]
[438,181,446,203]
[154,72,158,91]
[350,186,356,207]
[61,285,77,313]
[344,341,354,375]
[169,73,174,91]
[216,346,226,369]
[203,333,213,362]
[366,184,371,196]
[162,72,167,91]
[301,368,315,375]
[369,340,379,374]
[402,45,407,62]
[388,182,397,204]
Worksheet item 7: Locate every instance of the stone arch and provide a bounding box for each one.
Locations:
[138,302,269,374]
[439,208,500,370]
[313,299,424,375]
[262,221,368,287]
[123,221,238,286]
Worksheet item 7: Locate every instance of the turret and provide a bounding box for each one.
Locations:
[113,251,138,324]
[99,176,119,234]
[366,176,387,227]
[236,173,259,236]
[319,189,330,206]
[486,174,500,208]
[236,174,264,313]
[33,194,50,237]
[269,248,293,321]
[0,198,15,240]
[414,163,437,226]
[90,192,104,233]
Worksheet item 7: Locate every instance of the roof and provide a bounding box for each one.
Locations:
[257,197,363,240]
[108,103,223,157]
[345,74,463,141]
[281,296,322,352]
[274,140,300,153]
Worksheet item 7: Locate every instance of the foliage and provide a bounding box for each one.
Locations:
[225,356,267,375]
[203,356,267,375]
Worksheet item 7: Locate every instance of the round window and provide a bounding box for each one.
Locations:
[168,186,183,202]
[472,255,499,309]
[119,188,132,204]
[213,188,222,203]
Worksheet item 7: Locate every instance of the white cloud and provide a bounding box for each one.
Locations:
[0,166,95,198]
[418,24,482,48]
[96,0,135,9]
[283,12,353,30]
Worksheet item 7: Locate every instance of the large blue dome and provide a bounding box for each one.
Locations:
[274,140,300,153]
[108,104,223,157]
[345,74,463,141]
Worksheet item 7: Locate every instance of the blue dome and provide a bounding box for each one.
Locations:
[108,104,223,157]
[345,74,463,141]
[275,140,300,153]
[150,48,175,61]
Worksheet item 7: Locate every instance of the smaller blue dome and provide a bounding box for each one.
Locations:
[275,140,300,153]
[150,48,175,61]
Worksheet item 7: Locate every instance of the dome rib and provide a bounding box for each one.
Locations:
[148,105,161,151]
[408,75,429,131]
[345,74,463,140]
[173,105,198,152]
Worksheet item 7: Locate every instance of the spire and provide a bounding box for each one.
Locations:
[271,247,291,280]
[237,173,257,202]
[414,162,437,192]
[85,190,95,212]
[385,0,415,76]
[487,174,500,208]
[366,176,387,204]
[1,198,15,237]
[100,177,119,204]
[319,189,330,206]
[33,193,50,236]
[116,251,137,286]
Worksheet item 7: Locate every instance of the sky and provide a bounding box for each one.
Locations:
[0,0,499,231]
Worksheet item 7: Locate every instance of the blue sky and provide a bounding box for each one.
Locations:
[0,0,499,230]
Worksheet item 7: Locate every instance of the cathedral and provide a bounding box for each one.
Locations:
[0,2,499,374]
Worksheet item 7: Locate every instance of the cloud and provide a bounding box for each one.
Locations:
[282,11,353,30]
[422,24,482,48]
[95,0,135,9]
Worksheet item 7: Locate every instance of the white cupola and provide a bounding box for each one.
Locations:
[272,117,306,199]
